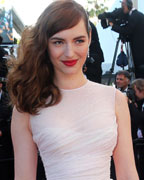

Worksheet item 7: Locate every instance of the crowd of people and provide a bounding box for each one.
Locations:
[0,35,14,179]
[115,70,144,179]
[0,0,144,180]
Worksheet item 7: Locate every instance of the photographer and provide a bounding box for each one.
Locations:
[109,0,144,79]
[127,78,144,179]
[128,79,144,139]
[98,7,129,30]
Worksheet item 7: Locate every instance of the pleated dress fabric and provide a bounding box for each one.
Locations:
[30,80,117,180]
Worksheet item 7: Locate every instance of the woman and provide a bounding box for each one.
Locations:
[7,0,139,179]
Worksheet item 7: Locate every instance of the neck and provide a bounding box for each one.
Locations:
[54,71,87,90]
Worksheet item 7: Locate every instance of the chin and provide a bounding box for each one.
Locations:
[63,68,82,76]
[64,70,79,75]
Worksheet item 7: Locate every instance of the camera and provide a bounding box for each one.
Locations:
[98,8,129,42]
[126,87,137,103]
[98,8,129,28]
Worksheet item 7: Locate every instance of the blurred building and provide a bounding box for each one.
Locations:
[12,7,25,39]
[0,0,24,44]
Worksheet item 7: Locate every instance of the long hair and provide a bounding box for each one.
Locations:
[7,0,91,114]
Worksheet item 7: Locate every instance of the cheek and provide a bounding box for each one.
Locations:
[77,46,88,58]
[48,47,62,62]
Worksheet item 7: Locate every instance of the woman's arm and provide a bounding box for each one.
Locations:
[11,107,38,180]
[113,90,139,180]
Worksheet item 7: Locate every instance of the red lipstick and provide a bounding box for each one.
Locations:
[62,60,77,67]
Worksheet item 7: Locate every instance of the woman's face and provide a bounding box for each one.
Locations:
[48,19,91,79]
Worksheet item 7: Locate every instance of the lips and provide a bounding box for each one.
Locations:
[62,60,78,67]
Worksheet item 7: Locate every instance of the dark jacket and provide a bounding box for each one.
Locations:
[128,100,144,139]
[85,21,104,77]
[0,90,13,159]
[89,21,104,62]
[0,90,12,121]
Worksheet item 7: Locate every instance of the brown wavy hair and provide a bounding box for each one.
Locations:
[7,0,91,114]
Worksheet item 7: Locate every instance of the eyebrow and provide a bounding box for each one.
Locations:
[116,78,124,80]
[50,35,86,41]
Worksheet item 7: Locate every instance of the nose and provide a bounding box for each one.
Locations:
[64,43,75,58]
[116,79,120,84]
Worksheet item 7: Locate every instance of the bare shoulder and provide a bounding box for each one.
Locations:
[115,89,127,102]
[11,107,31,134]
[113,91,139,179]
[12,106,30,120]
[115,89,131,129]
[11,108,38,179]
[115,89,128,115]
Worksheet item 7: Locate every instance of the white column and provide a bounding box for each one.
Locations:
[132,0,138,9]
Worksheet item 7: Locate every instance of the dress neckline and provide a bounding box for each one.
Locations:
[60,79,90,92]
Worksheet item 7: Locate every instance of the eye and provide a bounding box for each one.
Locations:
[75,39,85,44]
[53,41,63,46]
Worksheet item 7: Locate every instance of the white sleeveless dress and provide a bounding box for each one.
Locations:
[30,80,117,180]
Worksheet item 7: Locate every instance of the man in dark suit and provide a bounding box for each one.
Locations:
[109,0,144,79]
[84,21,104,83]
